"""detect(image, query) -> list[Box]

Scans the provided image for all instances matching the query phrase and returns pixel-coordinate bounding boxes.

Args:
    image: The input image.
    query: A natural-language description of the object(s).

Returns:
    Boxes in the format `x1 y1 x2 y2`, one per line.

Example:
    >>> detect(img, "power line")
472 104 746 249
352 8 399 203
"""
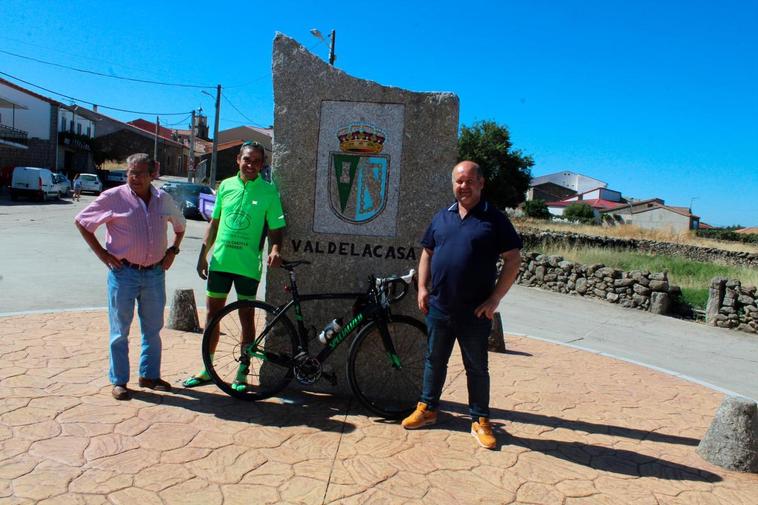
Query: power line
0 48 215 89
221 93 267 128
0 71 193 116
162 113 193 127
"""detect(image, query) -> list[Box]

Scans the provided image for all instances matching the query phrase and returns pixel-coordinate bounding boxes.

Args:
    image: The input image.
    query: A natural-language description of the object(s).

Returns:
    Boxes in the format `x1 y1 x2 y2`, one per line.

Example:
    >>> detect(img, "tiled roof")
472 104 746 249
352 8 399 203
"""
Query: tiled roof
546 198 625 210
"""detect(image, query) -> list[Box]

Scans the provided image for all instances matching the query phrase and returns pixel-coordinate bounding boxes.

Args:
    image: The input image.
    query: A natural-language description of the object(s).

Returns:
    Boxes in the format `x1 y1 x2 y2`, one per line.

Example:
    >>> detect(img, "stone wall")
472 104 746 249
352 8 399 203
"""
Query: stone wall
517 252 681 315
521 230 758 268
706 278 758 334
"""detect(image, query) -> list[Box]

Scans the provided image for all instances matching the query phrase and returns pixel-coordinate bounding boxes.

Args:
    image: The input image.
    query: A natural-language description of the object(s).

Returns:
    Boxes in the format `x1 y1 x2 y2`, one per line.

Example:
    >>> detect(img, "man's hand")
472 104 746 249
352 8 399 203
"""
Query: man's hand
161 250 177 271
197 256 209 280
417 286 430 315
267 250 282 269
97 249 122 270
475 296 500 320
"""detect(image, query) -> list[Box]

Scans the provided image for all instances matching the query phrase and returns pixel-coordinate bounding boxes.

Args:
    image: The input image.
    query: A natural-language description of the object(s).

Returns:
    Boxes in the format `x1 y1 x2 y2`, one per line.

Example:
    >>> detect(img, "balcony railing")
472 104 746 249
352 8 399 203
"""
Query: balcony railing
0 124 29 146
58 131 93 151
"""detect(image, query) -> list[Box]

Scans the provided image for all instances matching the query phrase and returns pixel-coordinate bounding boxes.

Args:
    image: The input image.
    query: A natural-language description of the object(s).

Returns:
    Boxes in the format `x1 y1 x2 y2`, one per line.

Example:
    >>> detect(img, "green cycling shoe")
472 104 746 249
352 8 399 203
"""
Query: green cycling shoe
232 362 249 392
182 371 212 388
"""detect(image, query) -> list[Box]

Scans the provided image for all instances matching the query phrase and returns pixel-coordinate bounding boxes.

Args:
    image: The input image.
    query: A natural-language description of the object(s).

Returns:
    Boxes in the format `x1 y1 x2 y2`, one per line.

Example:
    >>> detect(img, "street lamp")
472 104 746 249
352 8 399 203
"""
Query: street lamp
310 28 336 65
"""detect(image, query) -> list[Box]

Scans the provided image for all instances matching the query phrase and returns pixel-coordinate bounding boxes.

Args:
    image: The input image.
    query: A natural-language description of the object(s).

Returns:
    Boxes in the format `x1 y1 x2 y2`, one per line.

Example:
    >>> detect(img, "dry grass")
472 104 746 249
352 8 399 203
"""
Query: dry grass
100 160 127 170
513 218 758 254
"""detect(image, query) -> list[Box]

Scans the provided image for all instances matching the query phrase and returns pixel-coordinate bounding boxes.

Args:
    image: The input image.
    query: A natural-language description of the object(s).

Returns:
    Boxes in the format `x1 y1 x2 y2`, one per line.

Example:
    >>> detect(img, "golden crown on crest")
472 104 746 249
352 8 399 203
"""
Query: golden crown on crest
337 123 386 154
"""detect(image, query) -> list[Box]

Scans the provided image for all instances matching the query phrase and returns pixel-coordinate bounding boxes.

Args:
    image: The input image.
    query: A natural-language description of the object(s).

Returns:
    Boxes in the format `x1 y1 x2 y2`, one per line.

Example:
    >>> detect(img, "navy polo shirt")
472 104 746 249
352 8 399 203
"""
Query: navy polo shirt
421 199 522 316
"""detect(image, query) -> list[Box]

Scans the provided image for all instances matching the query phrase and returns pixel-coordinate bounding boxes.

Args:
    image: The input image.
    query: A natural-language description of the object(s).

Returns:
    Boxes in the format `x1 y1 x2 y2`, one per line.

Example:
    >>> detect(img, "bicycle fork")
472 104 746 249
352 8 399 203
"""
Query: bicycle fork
377 318 403 369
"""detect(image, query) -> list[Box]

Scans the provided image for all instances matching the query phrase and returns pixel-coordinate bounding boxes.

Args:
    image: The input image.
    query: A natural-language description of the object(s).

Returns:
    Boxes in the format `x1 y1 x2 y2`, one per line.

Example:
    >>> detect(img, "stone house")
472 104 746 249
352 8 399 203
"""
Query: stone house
603 198 700 232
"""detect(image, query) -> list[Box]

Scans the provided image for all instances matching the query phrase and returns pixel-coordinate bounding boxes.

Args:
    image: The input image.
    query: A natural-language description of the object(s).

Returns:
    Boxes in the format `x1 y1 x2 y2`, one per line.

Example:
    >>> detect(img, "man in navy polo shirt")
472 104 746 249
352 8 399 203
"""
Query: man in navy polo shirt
402 160 522 449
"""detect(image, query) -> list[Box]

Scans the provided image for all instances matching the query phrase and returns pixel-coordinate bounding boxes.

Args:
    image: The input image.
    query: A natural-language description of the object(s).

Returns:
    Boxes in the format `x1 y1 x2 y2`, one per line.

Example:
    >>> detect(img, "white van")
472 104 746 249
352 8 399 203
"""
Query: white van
10 167 59 201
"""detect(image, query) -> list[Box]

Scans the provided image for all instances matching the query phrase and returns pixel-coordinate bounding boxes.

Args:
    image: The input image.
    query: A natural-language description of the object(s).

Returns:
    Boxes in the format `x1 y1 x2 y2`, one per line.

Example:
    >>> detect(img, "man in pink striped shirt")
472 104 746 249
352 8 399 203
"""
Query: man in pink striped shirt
75 153 186 401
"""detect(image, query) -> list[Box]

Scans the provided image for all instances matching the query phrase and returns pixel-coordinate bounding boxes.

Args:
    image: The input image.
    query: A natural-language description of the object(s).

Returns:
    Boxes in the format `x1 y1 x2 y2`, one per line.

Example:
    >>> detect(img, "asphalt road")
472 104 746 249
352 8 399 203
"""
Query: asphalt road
2 185 757 401
0 181 209 314
500 285 758 401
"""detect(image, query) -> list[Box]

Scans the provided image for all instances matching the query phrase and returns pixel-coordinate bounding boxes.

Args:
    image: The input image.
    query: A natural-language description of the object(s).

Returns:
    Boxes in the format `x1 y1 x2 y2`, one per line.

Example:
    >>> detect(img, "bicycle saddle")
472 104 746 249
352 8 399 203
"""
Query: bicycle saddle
280 259 312 271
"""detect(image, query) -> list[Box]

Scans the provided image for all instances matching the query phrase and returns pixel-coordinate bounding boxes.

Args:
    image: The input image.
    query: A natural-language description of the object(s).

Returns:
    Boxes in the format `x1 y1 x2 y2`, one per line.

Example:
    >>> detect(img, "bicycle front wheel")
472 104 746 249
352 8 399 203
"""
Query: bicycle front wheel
202 300 297 401
347 315 427 419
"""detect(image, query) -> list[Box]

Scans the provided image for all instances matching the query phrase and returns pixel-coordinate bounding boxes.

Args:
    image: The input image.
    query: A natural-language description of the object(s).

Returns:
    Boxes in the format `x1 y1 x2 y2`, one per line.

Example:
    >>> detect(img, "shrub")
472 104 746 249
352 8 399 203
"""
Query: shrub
696 229 758 244
524 199 551 219
563 203 595 224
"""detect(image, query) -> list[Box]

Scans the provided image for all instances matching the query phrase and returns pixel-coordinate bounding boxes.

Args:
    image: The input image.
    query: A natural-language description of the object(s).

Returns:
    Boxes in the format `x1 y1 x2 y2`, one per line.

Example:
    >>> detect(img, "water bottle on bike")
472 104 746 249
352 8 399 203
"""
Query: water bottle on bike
318 318 343 344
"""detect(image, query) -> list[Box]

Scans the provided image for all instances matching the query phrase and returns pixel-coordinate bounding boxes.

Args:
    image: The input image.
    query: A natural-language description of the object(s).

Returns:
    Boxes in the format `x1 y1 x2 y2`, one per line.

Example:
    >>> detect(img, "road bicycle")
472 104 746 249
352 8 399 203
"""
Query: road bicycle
202 260 427 419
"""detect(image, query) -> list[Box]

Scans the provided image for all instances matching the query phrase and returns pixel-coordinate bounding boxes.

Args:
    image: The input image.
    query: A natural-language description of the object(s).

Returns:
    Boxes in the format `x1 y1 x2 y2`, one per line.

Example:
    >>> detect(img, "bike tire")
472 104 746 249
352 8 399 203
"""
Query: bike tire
347 315 427 419
202 300 297 401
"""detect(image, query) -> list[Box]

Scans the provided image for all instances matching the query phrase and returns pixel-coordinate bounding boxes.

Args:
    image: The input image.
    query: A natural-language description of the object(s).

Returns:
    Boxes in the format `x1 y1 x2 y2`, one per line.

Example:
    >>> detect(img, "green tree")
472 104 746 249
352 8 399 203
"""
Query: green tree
458 120 533 208
524 199 551 219
563 203 596 224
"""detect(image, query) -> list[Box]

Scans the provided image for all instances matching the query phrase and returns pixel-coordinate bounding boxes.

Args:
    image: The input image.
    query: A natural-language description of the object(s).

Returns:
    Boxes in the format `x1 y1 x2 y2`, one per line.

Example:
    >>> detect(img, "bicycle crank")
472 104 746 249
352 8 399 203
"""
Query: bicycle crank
293 354 322 385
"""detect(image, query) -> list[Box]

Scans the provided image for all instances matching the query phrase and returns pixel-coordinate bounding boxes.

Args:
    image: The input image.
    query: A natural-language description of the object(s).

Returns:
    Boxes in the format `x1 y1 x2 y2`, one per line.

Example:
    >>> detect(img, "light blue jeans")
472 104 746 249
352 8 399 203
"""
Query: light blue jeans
107 266 166 385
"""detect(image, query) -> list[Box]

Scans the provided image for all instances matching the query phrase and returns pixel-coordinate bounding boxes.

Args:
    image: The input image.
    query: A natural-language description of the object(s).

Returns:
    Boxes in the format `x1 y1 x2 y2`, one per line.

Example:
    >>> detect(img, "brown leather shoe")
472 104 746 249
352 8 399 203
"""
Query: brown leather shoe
112 385 131 400
138 377 172 392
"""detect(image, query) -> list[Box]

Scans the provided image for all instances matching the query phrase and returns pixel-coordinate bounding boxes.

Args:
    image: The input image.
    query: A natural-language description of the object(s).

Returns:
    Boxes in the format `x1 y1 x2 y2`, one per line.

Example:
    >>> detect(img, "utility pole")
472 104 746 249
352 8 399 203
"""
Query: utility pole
187 109 196 182
328 30 336 65
154 116 160 164
209 84 221 187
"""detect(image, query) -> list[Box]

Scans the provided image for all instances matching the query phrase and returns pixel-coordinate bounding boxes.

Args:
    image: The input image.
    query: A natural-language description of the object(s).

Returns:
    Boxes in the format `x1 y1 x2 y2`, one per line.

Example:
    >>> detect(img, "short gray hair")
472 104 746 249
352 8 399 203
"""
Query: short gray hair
126 153 155 172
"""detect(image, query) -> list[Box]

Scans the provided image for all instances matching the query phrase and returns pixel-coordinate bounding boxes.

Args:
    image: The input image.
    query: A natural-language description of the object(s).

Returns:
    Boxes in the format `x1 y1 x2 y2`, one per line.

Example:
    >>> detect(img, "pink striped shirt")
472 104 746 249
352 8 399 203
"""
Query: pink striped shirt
76 184 186 266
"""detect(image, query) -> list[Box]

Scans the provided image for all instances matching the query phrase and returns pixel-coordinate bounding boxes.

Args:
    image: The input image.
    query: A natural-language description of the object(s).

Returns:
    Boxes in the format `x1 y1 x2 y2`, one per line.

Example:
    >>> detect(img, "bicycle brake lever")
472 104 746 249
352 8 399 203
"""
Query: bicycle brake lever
400 269 416 285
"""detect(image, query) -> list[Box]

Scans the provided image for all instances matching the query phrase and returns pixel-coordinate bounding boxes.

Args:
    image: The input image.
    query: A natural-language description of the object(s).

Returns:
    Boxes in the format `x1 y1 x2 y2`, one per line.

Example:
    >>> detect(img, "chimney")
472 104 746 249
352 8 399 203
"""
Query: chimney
93 104 98 112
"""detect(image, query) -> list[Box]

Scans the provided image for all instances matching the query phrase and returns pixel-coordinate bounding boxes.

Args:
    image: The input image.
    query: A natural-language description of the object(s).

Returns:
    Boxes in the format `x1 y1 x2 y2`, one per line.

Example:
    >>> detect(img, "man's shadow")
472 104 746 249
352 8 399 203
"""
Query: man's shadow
132 385 358 434
438 402 721 482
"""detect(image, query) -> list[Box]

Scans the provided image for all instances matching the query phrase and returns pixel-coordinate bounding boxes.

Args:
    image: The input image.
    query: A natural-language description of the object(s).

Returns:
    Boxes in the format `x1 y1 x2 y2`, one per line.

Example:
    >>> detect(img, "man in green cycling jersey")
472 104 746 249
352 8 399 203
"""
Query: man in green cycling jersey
184 142 285 390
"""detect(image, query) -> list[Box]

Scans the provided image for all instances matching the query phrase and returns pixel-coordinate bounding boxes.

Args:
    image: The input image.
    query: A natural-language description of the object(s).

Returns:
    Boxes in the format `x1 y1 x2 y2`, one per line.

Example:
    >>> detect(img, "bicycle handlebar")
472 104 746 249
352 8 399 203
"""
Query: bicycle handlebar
375 269 416 303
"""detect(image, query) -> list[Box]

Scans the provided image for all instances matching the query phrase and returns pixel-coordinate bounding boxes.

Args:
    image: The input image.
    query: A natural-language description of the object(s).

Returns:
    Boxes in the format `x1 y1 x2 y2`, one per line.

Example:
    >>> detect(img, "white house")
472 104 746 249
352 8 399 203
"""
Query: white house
529 171 607 196
0 77 59 171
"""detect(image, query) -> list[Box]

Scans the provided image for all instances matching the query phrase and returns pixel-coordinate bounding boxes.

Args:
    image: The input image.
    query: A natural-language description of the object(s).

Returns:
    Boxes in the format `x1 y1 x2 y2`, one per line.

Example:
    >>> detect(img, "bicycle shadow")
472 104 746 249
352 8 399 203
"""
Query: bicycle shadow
132 386 358 433
435 402 721 482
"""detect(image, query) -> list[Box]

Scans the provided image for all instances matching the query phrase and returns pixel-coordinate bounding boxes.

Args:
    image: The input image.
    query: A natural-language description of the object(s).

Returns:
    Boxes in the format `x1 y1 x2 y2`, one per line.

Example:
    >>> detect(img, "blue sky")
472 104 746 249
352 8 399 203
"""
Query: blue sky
2 0 756 226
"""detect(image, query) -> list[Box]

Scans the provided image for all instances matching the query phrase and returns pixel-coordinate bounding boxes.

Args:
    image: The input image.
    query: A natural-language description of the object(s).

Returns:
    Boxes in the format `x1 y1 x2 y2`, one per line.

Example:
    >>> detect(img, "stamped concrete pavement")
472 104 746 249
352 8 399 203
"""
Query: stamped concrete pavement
1 311 757 504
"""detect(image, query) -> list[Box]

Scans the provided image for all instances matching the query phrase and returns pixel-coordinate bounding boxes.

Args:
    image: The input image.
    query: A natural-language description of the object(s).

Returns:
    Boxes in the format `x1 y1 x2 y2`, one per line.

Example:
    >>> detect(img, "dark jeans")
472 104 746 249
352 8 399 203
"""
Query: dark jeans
420 306 492 420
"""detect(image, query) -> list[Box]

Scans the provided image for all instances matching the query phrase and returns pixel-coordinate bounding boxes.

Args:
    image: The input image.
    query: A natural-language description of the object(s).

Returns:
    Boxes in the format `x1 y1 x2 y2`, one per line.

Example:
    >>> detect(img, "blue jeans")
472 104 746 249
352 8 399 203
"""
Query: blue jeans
421 306 492 419
107 266 166 385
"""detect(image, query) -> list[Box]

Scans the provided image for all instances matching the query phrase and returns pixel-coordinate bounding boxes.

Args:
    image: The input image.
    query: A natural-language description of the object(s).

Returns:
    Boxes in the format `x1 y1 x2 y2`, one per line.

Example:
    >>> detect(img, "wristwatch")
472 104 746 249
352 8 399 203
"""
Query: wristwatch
167 246 180 255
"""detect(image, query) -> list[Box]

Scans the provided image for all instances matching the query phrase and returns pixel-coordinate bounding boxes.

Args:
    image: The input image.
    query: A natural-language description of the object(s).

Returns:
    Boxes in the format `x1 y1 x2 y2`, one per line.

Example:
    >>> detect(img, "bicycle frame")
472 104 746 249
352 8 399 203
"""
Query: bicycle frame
250 267 395 368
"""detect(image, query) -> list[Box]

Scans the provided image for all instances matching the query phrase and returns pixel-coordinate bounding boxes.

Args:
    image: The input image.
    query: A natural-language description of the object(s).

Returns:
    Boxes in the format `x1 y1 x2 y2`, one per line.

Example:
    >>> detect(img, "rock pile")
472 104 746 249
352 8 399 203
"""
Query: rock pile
517 252 680 315
706 277 758 333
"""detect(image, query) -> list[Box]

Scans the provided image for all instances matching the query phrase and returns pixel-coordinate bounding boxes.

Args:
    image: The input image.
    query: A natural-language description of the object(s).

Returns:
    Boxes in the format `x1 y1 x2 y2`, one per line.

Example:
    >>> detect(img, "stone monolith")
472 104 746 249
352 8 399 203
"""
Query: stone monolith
269 34 459 395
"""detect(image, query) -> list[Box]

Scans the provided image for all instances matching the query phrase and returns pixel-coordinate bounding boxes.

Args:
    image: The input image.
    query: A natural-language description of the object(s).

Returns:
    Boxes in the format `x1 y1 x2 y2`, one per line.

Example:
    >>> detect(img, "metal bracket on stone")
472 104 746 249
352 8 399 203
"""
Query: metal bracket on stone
488 312 506 353
167 289 201 333
697 395 758 473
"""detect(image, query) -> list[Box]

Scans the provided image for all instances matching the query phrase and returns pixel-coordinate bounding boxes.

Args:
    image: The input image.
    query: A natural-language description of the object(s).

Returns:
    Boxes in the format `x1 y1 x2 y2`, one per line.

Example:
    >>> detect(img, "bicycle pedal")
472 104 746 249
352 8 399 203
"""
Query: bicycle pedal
322 371 338 386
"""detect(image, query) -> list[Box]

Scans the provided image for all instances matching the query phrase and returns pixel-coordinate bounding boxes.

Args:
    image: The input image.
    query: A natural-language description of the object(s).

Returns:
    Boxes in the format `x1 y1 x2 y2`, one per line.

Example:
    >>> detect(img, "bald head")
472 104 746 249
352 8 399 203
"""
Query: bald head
451 160 484 210
451 161 483 181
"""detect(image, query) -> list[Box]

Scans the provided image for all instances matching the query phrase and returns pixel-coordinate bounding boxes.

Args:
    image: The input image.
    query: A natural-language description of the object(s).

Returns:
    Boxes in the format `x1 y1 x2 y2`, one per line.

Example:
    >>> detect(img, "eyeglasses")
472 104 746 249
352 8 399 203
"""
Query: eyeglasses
242 140 262 147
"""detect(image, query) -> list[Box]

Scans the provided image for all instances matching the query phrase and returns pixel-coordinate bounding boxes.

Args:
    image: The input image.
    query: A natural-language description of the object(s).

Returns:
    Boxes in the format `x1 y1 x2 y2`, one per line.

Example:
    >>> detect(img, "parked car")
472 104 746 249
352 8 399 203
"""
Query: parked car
52 173 71 197
10 166 59 201
162 182 215 220
74 173 103 195
104 169 127 186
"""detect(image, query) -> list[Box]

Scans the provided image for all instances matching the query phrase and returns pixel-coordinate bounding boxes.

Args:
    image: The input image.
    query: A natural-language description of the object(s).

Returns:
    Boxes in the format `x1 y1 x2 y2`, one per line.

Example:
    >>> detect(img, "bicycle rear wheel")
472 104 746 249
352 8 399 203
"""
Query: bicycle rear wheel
347 315 427 419
202 300 297 401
